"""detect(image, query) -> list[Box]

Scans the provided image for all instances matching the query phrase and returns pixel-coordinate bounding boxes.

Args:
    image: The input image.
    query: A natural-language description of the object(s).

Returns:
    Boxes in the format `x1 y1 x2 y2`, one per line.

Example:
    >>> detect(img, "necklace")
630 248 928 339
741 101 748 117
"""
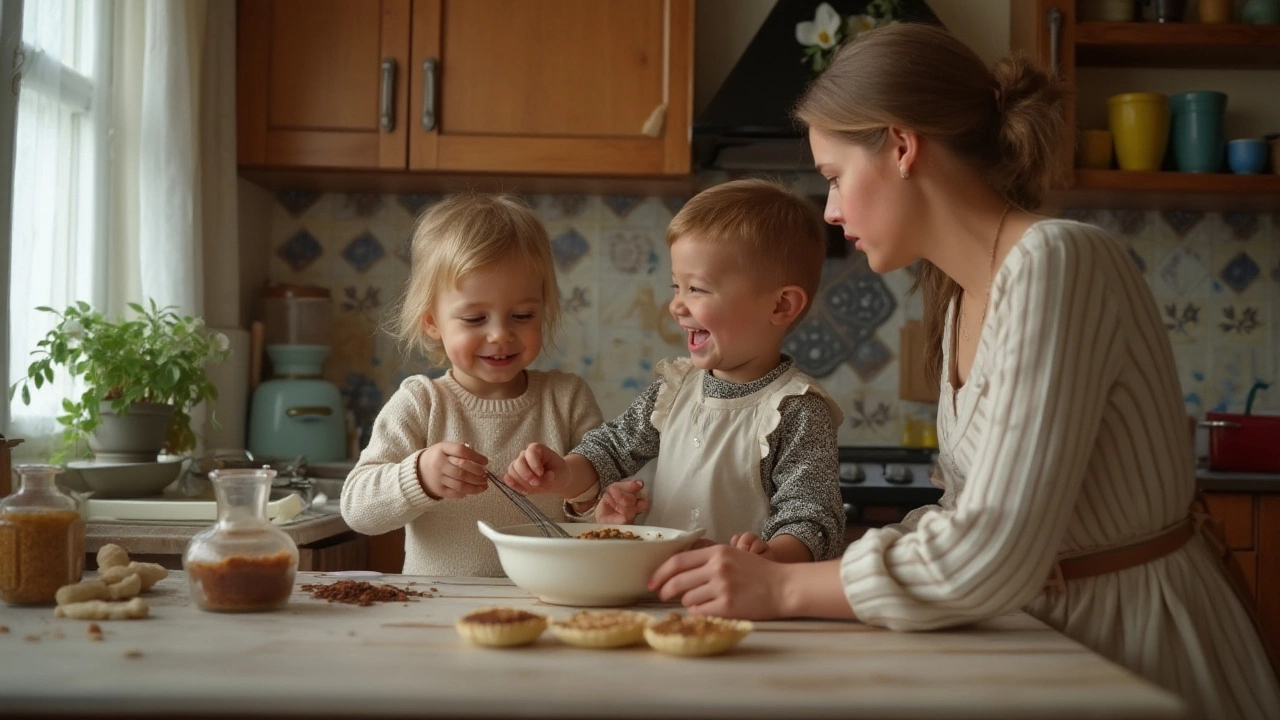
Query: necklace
960 203 1012 343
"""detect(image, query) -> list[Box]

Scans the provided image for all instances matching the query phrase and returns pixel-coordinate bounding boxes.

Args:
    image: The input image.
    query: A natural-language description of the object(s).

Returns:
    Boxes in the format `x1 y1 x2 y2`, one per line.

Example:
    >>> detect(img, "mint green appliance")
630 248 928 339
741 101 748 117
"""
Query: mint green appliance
249 345 345 462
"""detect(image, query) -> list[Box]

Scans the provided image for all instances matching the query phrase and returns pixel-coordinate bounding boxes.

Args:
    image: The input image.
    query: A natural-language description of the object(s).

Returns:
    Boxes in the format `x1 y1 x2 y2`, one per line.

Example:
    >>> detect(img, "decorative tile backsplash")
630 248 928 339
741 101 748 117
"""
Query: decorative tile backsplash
266 191 1280 450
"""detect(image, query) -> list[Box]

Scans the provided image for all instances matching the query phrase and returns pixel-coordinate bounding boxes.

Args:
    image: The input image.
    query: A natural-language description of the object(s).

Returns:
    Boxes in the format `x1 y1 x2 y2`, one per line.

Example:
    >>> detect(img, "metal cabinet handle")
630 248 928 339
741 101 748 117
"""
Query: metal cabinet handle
379 58 397 132
286 406 335 418
421 58 438 131
1198 420 1242 429
1047 6 1063 75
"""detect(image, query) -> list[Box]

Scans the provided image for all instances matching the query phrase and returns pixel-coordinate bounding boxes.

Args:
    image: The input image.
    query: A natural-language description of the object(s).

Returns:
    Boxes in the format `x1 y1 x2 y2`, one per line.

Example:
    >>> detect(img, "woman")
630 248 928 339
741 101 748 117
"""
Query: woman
649 23 1279 720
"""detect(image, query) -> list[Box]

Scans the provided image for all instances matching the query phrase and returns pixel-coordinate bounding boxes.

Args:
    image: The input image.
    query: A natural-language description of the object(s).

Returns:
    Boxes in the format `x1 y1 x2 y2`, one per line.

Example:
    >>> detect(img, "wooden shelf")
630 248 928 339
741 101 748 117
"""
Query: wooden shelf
1047 169 1280 211
1075 22 1280 68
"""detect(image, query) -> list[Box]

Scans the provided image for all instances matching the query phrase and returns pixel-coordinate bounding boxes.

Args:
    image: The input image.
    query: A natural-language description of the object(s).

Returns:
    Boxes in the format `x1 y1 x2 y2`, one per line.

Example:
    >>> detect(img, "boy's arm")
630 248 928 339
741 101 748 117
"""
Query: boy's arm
761 393 845 562
570 378 665 488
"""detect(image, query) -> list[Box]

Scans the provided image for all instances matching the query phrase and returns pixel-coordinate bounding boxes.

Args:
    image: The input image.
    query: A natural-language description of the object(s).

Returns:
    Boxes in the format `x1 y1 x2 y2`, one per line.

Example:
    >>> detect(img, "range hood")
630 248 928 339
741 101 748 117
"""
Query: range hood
694 0 941 171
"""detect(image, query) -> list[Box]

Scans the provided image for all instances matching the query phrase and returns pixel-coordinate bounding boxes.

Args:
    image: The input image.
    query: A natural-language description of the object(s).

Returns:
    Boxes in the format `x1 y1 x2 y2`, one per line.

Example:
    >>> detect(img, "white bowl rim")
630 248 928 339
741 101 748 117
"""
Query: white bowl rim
477 520 705 548
67 456 187 470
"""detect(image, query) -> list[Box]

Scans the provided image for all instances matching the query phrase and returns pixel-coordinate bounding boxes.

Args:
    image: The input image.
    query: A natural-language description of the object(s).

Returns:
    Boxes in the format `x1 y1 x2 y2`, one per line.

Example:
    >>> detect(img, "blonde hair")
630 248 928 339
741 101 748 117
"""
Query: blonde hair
395 194 560 365
794 23 1067 381
666 178 826 324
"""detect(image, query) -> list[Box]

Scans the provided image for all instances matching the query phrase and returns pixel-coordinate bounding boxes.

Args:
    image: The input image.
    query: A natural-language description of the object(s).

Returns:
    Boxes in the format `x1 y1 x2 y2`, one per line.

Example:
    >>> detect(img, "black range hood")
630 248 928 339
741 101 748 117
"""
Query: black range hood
694 0 941 170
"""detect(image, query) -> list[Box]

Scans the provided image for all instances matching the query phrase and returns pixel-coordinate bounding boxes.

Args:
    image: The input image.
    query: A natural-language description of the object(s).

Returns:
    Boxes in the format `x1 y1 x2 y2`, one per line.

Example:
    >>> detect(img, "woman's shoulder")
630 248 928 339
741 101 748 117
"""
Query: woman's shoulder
1001 218 1128 280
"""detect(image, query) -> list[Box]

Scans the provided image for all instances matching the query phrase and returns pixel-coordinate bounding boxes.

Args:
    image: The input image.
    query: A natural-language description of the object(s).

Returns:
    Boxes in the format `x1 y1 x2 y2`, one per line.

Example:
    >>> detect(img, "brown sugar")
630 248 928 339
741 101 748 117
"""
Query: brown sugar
187 551 295 612
462 608 541 624
650 612 735 637
0 509 85 605
299 580 430 606
577 528 641 540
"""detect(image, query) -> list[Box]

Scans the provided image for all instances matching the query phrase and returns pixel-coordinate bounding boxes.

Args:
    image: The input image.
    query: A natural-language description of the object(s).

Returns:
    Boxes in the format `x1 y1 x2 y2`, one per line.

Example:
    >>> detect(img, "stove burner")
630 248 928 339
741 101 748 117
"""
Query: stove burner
838 462 865 485
884 464 913 485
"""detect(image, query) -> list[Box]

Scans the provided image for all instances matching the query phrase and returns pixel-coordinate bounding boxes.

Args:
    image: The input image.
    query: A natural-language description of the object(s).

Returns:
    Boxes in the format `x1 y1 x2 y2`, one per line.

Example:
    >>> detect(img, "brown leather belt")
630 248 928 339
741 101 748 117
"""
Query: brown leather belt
1054 519 1194 583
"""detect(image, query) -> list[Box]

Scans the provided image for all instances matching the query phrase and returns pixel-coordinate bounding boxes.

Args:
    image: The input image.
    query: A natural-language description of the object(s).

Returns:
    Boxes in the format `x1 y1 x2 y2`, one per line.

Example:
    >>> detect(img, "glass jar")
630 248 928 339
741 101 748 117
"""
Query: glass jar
0 464 85 605
183 468 298 612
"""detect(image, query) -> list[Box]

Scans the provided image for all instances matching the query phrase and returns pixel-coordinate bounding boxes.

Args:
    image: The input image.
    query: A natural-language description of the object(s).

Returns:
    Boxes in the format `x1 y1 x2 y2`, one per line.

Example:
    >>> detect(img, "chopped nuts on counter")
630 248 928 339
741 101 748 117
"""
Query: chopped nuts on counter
87 623 104 641
300 581 432 606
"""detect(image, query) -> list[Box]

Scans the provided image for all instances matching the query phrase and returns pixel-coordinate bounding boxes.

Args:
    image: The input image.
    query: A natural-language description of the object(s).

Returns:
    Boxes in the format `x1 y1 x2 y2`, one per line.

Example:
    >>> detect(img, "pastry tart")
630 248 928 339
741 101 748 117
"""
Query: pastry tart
548 610 652 648
643 612 753 657
456 607 547 647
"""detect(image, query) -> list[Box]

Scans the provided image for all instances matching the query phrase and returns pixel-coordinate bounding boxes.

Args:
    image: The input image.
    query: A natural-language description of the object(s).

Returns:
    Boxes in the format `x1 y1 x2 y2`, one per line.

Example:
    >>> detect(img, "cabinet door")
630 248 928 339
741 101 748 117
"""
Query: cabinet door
238 0 410 169
409 0 692 176
1009 0 1076 187
1258 496 1280 668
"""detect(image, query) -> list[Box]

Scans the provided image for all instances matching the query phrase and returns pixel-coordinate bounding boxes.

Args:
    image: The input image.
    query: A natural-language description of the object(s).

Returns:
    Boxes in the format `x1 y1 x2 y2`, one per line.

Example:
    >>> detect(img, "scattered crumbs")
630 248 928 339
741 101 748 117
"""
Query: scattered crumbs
347 630 356 637
51 630 65 639
123 648 143 659
407 581 417 586
87 623 104 641
300 581 431 606
24 635 40 642
0 624 8 633
429 588 438 593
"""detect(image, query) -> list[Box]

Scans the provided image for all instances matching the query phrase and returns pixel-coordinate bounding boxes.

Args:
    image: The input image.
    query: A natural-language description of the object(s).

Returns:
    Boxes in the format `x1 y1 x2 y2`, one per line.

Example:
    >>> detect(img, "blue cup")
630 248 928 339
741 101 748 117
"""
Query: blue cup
1169 91 1228 173
1227 139 1268 174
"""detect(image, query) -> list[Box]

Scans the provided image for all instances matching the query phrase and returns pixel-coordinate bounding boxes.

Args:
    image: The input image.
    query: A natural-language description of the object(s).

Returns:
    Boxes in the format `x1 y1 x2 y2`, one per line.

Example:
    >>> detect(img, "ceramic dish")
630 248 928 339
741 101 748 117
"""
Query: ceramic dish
65 456 186 498
477 521 705 607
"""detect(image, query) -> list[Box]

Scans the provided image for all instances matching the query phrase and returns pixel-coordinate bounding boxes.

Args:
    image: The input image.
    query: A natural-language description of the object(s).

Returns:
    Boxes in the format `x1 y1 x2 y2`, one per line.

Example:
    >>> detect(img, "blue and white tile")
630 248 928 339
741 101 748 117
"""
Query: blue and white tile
1157 243 1211 297
840 390 901 446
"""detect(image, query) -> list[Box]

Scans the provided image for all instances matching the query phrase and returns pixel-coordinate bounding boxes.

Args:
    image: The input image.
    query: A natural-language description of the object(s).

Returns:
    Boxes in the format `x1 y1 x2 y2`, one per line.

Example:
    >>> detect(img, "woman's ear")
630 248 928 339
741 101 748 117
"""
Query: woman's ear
422 313 442 340
887 125 921 179
772 287 809 327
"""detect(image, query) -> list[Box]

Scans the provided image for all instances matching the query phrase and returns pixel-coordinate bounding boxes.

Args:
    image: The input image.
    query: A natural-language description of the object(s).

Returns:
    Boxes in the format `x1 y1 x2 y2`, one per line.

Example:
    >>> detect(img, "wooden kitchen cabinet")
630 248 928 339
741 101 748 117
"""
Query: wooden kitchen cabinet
1010 1 1280 210
1202 491 1280 665
297 531 370 572
238 0 692 177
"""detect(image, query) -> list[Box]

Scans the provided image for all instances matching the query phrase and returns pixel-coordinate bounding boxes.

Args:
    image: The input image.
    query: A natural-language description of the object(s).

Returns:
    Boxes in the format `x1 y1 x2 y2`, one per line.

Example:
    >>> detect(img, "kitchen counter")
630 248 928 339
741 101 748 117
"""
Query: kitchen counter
0 572 1185 719
1197 468 1280 493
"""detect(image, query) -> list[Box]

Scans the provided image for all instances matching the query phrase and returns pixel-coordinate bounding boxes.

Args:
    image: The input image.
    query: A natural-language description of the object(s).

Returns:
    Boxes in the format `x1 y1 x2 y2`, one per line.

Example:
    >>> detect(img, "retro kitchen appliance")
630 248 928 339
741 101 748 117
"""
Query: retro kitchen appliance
839 446 942 526
248 285 345 462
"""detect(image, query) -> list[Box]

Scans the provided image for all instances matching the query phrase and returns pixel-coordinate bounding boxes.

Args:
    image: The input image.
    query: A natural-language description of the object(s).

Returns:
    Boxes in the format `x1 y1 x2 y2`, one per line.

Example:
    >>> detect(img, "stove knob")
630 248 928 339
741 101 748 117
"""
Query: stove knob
884 464 913 485
839 462 865 484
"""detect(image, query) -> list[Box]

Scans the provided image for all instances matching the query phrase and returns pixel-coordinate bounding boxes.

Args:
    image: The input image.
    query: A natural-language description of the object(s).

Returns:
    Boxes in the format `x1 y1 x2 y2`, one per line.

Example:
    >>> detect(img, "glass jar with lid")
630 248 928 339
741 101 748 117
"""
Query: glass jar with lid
183 468 298 612
0 464 85 605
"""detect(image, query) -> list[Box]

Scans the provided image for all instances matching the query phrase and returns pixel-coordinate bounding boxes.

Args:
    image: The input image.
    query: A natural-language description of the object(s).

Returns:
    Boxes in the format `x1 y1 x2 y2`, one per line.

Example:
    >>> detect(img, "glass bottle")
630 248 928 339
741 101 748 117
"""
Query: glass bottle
0 464 85 605
183 468 298 612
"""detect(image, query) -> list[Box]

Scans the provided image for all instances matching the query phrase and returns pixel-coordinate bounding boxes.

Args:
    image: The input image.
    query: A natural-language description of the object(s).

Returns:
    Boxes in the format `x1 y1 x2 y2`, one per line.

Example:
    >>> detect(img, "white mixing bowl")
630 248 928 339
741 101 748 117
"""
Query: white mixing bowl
477 521 705 607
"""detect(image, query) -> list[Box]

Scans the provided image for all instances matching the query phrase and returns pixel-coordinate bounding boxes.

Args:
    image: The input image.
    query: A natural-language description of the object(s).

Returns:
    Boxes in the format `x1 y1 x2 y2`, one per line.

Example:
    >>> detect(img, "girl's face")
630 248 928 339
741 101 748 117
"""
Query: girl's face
423 260 545 399
810 127 915 273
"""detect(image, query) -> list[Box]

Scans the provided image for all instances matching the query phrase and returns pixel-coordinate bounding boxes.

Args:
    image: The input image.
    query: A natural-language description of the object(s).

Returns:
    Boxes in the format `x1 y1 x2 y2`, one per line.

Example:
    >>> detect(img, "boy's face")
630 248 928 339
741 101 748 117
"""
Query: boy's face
668 236 787 384
423 260 544 399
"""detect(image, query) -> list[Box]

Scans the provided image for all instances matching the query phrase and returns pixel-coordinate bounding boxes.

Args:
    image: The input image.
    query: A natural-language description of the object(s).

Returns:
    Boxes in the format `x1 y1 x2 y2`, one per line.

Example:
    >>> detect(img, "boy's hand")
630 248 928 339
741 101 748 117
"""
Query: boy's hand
596 479 649 525
504 443 569 496
417 442 489 500
730 532 778 561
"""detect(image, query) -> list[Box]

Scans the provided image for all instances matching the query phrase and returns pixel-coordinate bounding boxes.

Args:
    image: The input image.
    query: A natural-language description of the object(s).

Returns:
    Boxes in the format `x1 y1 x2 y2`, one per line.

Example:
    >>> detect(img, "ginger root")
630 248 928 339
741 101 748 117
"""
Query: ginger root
54 597 149 621
107 572 142 600
55 580 111 606
127 562 168 591
96 543 129 570
98 565 134 585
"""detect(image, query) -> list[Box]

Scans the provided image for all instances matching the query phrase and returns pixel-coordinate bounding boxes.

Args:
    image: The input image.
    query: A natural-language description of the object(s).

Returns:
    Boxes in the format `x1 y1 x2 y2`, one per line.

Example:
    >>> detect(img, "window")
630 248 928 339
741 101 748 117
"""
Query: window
6 0 113 447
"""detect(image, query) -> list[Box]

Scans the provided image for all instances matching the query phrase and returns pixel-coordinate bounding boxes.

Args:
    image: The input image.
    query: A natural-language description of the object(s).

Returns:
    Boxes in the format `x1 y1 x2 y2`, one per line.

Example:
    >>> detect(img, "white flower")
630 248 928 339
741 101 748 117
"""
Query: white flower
211 332 230 353
846 14 877 39
796 3 841 49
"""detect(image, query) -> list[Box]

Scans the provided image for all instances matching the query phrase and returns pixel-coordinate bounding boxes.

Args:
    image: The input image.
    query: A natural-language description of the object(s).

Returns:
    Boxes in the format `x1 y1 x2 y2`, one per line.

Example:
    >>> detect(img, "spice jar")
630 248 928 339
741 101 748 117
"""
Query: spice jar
183 468 298 612
0 464 85 605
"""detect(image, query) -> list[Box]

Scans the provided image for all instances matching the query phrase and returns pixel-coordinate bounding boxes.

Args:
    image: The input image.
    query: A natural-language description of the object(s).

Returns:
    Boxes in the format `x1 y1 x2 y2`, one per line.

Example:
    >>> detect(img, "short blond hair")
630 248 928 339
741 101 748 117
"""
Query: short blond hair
396 194 559 365
666 178 826 322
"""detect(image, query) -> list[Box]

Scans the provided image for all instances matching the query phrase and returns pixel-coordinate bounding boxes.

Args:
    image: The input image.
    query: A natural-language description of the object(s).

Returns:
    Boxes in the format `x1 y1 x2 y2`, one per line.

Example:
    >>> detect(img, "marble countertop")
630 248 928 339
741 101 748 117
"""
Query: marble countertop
1197 468 1280 493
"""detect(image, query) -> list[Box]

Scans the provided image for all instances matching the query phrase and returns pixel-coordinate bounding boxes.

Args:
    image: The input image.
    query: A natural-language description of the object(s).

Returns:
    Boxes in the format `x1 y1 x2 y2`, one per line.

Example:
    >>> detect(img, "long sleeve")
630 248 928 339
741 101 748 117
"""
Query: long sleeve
572 379 664 486
340 379 439 536
840 233 1123 630
760 393 845 560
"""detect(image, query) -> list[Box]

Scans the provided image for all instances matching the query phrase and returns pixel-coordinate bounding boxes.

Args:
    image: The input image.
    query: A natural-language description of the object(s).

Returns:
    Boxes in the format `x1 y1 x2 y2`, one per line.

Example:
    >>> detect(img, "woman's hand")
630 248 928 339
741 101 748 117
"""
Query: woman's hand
596 479 649 524
503 443 570 496
648 544 790 620
417 442 489 500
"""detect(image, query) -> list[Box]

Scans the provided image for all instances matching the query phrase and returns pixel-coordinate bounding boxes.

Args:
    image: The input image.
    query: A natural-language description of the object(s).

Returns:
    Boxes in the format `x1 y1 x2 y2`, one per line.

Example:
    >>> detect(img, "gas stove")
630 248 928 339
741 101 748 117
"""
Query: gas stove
839 446 942 512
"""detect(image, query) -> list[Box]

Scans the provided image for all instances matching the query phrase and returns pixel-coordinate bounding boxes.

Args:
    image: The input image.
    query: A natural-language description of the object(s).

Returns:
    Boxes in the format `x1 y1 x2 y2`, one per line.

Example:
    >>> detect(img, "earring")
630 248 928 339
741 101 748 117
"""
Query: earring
900 169 910 180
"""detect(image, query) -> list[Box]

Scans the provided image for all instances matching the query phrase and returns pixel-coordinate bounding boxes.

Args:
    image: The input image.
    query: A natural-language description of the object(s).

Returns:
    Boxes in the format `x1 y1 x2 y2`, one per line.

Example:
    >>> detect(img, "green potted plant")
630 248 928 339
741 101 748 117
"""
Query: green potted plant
8 300 232 462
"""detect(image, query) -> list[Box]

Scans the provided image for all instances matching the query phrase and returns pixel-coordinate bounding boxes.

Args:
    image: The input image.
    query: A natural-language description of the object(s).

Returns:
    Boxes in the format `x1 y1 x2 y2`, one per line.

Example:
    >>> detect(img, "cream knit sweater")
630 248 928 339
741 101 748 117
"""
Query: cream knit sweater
340 369 602 576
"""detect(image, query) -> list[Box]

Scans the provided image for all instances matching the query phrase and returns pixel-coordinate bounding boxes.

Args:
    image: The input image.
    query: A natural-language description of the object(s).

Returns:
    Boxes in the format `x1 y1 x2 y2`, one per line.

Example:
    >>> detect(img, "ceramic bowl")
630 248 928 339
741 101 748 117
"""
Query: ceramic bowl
478 521 705 607
1227 138 1268 174
65 457 186 498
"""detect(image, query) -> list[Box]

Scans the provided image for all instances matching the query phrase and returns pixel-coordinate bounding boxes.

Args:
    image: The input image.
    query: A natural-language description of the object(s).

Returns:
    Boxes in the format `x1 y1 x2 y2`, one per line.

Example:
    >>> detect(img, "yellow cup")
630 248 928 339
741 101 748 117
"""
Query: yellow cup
1199 0 1232 23
1077 129 1114 169
1108 93 1169 171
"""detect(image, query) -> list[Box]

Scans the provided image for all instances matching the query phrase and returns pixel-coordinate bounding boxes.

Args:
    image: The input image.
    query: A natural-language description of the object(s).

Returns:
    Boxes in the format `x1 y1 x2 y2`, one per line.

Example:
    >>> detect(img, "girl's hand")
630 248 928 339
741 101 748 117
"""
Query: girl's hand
648 544 789 620
730 532 777 560
596 479 649 525
417 442 489 500
504 443 569 496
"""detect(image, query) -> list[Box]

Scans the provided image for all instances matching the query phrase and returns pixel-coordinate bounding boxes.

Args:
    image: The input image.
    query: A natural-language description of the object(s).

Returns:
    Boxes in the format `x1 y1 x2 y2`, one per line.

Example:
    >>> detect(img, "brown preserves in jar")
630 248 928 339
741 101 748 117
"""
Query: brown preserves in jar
187 551 295 612
0 509 85 605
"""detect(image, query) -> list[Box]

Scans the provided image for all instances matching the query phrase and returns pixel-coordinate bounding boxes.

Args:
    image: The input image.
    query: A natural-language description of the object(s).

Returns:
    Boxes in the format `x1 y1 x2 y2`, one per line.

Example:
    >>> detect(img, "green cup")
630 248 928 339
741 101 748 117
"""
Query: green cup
1170 91 1227 173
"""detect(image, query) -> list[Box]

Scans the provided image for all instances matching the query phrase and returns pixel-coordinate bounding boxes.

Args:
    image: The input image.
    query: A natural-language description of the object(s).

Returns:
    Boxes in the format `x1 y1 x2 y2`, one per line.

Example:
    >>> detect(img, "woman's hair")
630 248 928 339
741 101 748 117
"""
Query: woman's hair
794 22 1067 381
394 194 560 365
666 178 827 325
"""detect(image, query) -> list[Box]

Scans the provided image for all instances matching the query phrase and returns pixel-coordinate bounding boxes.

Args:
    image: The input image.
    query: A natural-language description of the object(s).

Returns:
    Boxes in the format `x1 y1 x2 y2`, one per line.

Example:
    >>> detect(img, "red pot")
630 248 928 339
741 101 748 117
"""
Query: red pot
1203 412 1280 473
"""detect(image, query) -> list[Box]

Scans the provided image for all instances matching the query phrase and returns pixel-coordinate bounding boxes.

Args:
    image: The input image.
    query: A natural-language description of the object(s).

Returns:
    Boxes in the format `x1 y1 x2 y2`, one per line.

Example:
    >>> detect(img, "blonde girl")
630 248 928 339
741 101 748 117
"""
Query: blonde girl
341 194 602 576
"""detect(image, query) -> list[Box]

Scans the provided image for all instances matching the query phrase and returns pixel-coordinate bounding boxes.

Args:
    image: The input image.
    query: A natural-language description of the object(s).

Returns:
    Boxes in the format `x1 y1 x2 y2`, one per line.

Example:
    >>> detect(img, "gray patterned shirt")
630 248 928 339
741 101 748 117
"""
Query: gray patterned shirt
573 357 845 560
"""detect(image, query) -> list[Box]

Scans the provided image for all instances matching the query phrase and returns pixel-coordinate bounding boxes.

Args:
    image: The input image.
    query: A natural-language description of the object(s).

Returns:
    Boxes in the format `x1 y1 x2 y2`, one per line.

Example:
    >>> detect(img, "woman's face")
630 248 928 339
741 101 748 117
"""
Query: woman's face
810 127 915 273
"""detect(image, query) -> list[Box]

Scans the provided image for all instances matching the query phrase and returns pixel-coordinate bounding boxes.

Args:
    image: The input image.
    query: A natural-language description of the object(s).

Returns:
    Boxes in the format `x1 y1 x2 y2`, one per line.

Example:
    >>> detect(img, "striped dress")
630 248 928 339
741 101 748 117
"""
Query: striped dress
839 220 1280 719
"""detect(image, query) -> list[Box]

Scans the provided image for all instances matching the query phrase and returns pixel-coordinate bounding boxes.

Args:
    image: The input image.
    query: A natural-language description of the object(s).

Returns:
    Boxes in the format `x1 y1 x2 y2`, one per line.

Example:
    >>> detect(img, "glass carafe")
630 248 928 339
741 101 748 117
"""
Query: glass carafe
0 465 85 605
183 468 298 612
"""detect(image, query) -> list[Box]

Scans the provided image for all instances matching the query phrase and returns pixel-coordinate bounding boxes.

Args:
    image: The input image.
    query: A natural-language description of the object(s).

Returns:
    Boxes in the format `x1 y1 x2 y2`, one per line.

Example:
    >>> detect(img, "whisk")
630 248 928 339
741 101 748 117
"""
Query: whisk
484 468 572 539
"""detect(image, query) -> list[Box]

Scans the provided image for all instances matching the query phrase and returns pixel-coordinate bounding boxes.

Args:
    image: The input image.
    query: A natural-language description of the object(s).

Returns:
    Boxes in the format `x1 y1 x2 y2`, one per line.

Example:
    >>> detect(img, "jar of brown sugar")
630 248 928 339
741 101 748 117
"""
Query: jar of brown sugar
183 468 298 612
0 464 85 605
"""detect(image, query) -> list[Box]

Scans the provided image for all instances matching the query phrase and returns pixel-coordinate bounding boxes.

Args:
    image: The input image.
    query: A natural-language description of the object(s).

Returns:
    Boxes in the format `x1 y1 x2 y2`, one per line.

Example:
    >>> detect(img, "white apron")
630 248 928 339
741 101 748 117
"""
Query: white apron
646 359 842 544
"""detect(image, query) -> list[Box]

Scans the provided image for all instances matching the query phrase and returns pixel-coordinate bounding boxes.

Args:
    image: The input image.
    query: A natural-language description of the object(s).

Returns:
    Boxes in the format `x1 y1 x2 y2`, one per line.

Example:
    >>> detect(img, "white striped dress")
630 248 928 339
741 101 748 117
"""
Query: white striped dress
839 220 1280 719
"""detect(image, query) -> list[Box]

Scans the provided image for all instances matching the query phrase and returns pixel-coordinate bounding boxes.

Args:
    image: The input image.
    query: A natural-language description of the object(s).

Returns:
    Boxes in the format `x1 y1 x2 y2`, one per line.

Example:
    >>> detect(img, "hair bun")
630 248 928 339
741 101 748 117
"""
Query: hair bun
990 54 1069 209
